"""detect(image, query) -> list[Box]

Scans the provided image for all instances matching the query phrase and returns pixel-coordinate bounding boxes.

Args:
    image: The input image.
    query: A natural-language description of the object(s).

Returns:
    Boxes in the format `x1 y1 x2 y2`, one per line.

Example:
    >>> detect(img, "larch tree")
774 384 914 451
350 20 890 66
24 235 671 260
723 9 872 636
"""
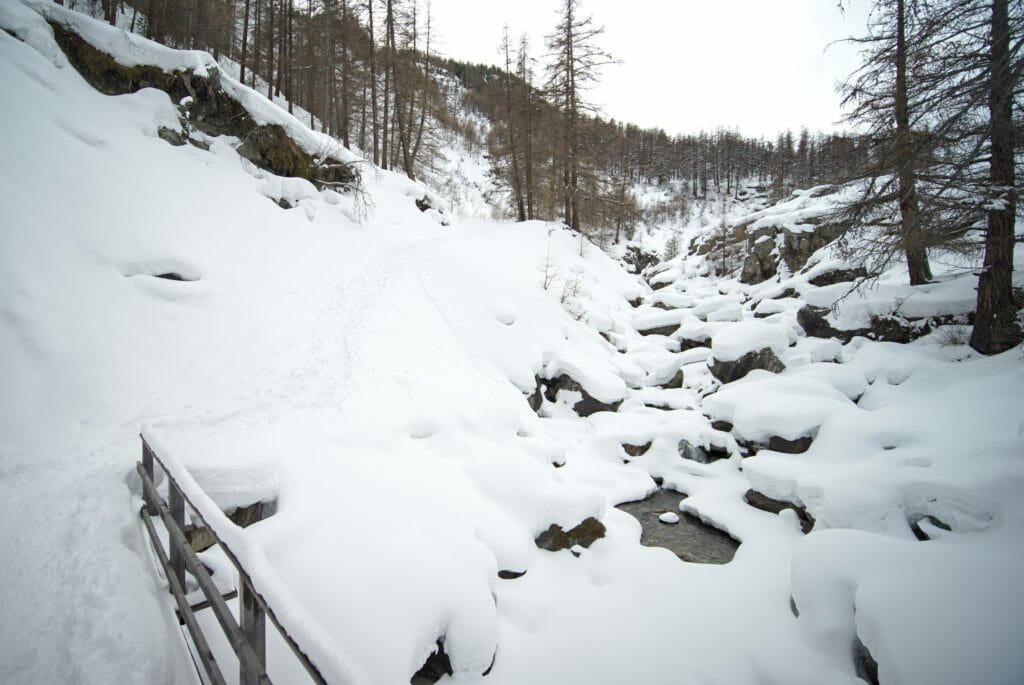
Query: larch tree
836 0 935 285
971 0 1023 353
544 0 615 233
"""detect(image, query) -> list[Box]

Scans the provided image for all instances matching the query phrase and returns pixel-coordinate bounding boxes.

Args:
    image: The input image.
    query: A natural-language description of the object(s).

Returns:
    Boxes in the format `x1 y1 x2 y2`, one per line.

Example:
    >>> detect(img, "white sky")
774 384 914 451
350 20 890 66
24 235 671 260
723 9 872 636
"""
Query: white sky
427 0 873 139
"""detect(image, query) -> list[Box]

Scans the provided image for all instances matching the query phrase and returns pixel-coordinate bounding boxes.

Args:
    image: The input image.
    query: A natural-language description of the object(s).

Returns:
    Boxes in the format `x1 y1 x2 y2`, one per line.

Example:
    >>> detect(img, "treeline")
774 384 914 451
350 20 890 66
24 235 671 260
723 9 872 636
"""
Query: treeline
74 0 871 243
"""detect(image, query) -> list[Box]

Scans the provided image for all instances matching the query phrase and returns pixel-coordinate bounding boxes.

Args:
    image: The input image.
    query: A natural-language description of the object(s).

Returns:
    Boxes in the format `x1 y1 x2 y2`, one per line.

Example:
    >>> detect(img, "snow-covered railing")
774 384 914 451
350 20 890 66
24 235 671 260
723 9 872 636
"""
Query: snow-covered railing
137 433 350 685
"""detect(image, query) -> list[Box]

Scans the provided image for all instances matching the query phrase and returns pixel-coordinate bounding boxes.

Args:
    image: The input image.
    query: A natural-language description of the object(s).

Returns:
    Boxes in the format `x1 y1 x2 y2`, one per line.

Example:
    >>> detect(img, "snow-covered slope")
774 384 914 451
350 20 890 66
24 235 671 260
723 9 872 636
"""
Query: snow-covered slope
2 3 1024 685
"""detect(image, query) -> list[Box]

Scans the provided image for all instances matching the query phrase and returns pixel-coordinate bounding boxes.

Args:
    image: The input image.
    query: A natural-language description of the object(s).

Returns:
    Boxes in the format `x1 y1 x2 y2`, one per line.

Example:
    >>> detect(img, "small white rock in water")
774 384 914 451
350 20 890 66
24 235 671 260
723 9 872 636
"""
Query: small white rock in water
659 512 680 524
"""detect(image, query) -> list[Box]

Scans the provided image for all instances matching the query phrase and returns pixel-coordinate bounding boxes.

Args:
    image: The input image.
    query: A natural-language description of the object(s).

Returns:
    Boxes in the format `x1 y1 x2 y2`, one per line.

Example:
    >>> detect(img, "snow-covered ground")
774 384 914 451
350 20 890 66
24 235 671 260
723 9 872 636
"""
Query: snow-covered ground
2 3 1023 685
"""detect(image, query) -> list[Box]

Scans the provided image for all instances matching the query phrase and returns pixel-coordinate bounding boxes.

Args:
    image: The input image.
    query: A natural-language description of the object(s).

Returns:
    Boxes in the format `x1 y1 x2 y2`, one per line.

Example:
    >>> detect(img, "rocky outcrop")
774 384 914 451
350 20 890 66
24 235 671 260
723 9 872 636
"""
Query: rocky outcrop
49 21 358 190
738 215 851 285
535 517 607 552
740 234 778 284
708 347 786 384
624 245 659 275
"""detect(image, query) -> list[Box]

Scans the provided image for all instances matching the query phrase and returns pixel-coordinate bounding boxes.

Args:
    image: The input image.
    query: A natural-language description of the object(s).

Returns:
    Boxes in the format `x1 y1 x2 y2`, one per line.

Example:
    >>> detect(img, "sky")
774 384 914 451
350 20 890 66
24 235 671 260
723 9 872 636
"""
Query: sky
427 0 874 140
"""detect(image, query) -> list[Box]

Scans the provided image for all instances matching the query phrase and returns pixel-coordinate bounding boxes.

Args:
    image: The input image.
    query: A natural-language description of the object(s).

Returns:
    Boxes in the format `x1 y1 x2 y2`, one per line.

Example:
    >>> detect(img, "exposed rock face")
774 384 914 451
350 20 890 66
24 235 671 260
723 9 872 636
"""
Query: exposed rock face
535 517 607 551
49 21 357 190
708 347 786 384
740 234 779 285
781 220 847 271
738 216 850 285
624 245 659 275
743 489 814 533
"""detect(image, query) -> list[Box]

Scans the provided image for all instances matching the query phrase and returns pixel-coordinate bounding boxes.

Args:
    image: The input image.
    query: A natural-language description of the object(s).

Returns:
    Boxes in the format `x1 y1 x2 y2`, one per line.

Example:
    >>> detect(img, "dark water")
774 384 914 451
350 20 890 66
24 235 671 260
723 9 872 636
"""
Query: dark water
616 489 739 564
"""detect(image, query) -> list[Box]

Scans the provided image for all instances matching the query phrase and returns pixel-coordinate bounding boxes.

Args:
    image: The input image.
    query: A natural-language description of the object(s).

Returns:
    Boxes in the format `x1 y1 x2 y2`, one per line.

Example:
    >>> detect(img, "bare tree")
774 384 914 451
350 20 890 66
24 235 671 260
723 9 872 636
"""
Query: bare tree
544 0 615 232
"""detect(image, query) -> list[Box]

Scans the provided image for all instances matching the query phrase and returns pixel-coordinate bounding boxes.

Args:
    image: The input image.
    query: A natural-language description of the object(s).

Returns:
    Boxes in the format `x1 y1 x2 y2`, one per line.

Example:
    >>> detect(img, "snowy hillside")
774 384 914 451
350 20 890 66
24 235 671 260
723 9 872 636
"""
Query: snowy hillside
2 3 1023 685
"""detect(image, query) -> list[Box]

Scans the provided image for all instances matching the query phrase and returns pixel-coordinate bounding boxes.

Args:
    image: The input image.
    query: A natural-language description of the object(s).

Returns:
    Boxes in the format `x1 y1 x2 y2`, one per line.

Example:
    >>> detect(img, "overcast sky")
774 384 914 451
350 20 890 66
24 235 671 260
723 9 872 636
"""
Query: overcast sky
427 0 873 139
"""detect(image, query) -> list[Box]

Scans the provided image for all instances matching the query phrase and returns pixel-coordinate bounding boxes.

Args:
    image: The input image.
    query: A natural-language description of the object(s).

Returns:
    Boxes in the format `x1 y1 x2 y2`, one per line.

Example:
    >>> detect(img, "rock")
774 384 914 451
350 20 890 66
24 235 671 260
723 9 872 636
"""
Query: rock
497 569 526 580
740 254 764 285
157 126 186 146
708 347 786 384
411 639 453 685
808 266 868 287
658 368 684 389
535 517 607 551
740 234 780 285
743 489 814 533
797 305 932 344
49 21 358 191
768 434 814 454
526 376 544 412
624 245 659 275
678 439 710 463
854 635 881 685
796 305 841 339
908 514 952 541
638 324 680 337
185 501 267 552
623 441 652 457
541 374 621 417
678 335 711 352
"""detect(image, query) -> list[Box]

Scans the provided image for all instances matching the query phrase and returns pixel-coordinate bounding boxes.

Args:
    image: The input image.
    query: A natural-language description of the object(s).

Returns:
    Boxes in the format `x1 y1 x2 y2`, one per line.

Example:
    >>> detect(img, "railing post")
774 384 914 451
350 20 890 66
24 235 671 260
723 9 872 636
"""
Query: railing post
168 479 187 593
141 436 157 516
240 577 267 685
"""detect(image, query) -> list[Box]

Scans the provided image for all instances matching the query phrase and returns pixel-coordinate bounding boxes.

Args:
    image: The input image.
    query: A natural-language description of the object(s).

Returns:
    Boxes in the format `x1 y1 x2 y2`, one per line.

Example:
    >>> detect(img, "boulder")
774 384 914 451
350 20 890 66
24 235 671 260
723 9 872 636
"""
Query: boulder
535 517 607 551
743 489 814 533
808 266 868 287
623 442 652 457
708 347 786 384
541 374 622 416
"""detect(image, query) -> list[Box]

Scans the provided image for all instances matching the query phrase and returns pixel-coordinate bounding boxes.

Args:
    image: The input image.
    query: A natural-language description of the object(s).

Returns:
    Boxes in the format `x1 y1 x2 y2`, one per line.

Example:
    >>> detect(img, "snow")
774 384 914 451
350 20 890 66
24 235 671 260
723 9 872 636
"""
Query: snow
658 511 680 524
1 4 1023 685
709 320 792 362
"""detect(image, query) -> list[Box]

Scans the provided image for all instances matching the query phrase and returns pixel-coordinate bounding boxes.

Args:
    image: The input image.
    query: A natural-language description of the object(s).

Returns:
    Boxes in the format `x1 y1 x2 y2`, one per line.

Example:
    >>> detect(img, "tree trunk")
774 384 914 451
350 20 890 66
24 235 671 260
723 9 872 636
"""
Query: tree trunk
388 0 414 179
240 0 251 84
368 0 380 166
266 0 275 100
971 0 1022 354
895 0 932 285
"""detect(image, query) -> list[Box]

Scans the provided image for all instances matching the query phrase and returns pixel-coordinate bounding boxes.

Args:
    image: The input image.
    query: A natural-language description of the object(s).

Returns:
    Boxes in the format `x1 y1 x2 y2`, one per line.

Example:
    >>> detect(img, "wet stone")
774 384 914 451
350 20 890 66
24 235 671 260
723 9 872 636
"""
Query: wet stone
616 490 739 564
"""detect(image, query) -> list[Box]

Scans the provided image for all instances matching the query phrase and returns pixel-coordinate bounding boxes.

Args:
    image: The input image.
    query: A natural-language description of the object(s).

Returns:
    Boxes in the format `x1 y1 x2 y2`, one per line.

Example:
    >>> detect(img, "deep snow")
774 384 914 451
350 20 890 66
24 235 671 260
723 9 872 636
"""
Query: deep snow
2 3 1023 685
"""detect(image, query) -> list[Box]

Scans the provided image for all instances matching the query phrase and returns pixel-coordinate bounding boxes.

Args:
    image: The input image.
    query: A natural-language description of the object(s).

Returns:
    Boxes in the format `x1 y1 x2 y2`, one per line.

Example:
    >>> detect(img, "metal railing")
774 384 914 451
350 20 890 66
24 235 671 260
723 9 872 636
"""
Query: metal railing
138 434 327 685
